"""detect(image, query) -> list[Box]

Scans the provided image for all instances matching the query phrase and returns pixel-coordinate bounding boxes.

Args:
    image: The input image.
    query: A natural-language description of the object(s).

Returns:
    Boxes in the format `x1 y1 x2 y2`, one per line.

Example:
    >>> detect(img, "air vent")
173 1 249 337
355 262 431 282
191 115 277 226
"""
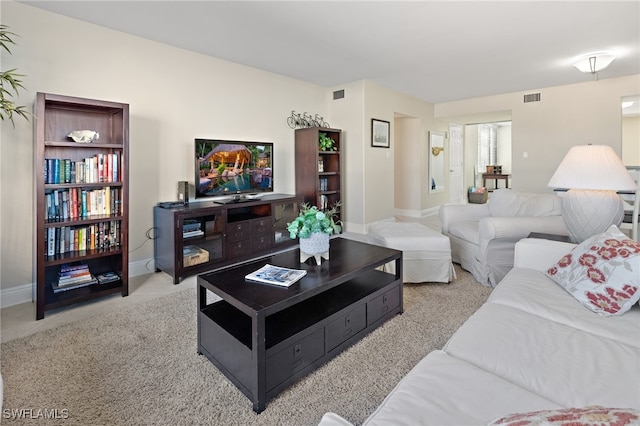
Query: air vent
333 89 345 100
523 93 541 103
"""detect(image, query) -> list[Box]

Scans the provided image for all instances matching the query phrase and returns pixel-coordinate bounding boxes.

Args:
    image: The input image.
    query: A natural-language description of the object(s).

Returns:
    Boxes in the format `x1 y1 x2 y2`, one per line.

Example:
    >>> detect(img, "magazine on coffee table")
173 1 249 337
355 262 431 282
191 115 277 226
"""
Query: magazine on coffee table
245 264 307 287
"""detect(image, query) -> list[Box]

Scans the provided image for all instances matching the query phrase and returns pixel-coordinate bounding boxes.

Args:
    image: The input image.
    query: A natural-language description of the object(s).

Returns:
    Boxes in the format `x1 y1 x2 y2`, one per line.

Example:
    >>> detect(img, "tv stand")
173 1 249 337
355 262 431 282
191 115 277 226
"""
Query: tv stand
215 194 256 204
153 194 302 283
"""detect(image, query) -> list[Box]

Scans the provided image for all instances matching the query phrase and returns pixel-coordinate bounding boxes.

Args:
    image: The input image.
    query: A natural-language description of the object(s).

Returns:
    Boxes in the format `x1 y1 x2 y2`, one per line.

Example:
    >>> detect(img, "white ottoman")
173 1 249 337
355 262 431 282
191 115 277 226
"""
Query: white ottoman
368 222 456 283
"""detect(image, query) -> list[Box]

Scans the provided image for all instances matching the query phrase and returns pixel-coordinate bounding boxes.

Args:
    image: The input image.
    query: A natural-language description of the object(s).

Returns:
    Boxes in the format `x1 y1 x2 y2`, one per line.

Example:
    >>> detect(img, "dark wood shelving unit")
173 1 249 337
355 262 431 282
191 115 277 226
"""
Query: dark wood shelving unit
153 194 302 283
294 127 342 220
34 92 129 320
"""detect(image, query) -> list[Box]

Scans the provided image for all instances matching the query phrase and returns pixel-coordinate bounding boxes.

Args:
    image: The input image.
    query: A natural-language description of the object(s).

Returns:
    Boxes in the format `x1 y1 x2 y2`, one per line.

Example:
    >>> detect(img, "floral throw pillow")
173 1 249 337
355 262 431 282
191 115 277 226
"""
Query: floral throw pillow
488 406 640 426
545 225 640 316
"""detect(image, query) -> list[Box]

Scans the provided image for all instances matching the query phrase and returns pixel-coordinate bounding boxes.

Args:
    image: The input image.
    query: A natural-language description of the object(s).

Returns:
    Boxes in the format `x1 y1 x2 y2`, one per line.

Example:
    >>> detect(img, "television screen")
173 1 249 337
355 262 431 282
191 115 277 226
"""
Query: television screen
195 138 273 199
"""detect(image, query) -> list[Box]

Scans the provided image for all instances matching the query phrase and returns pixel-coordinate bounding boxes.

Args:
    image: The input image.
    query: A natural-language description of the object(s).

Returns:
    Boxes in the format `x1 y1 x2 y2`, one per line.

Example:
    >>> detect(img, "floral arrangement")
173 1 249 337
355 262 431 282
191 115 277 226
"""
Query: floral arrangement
287 202 341 239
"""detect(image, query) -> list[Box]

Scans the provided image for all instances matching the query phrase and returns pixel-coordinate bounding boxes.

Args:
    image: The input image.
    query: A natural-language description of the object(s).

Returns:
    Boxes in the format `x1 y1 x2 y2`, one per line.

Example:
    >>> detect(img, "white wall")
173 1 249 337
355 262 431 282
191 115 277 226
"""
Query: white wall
623 115 640 165
0 1 329 296
436 76 640 193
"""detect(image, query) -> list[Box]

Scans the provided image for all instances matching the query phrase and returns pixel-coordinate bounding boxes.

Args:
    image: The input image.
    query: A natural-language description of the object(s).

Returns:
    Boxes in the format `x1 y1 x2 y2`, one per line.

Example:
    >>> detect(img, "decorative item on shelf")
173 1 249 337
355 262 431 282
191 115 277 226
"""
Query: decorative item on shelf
547 144 636 243
318 132 336 151
431 146 444 156
318 159 324 172
287 110 330 129
287 202 342 265
67 130 99 143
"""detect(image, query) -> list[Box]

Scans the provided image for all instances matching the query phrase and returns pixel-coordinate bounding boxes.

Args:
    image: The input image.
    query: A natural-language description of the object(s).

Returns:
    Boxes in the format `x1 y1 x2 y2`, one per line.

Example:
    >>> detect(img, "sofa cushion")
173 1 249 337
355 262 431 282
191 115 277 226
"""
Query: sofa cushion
489 268 640 348
487 189 562 218
488 189 520 217
443 302 640 409
487 406 640 426
515 193 562 216
545 225 640 316
362 351 561 426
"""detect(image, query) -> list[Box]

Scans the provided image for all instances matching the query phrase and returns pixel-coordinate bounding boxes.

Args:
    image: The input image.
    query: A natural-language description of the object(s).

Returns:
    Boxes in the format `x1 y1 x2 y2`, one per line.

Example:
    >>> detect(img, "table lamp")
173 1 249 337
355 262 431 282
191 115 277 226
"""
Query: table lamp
547 144 636 243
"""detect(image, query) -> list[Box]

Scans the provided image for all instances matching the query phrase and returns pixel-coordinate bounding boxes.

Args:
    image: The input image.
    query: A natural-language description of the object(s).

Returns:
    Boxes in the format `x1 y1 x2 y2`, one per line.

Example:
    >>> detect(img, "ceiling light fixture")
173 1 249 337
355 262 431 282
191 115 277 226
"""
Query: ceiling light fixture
573 52 615 80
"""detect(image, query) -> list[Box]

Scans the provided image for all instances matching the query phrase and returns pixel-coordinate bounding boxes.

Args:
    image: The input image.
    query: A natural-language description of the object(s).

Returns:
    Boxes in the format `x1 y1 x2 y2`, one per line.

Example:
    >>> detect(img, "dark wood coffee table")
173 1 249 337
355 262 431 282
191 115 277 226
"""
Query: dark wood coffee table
197 237 403 413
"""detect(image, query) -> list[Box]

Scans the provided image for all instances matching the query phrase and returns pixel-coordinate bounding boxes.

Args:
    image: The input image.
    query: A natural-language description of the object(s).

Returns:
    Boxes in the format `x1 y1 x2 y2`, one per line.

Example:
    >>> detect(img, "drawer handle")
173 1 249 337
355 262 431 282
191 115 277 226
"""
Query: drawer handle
383 294 388 304
382 305 389 313
294 344 301 357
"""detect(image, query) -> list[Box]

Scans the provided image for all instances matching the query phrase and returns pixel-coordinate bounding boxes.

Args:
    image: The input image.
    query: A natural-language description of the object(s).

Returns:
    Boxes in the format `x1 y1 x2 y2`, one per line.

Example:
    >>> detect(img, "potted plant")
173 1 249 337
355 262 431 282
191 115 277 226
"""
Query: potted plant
1 25 30 126
318 132 336 151
287 202 341 264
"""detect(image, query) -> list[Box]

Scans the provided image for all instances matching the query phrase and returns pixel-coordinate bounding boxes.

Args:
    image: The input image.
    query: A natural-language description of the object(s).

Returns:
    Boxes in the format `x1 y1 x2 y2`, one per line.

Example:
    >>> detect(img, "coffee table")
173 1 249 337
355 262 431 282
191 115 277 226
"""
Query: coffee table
197 237 403 413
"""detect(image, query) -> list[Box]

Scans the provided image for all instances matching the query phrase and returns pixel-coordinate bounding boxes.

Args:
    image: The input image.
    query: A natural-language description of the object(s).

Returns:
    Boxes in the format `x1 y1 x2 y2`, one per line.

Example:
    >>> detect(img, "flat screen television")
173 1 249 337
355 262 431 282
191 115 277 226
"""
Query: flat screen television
195 138 273 200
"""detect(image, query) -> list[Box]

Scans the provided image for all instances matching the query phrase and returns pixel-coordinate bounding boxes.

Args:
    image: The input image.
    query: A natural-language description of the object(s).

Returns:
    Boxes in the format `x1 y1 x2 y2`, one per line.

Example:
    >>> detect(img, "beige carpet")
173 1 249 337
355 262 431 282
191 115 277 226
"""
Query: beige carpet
0 265 492 426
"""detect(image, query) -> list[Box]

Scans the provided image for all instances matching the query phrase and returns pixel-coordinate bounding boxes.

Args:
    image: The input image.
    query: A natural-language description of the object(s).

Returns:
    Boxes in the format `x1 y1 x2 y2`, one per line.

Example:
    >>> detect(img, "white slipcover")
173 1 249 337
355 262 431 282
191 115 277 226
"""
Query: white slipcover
439 189 569 286
368 222 455 283
318 239 640 426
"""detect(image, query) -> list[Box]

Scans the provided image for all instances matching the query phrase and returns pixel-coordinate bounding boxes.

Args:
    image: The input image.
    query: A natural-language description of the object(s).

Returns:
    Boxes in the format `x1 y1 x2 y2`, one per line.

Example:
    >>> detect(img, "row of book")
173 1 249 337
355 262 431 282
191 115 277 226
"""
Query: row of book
52 262 121 293
44 153 120 185
45 187 122 222
46 221 121 256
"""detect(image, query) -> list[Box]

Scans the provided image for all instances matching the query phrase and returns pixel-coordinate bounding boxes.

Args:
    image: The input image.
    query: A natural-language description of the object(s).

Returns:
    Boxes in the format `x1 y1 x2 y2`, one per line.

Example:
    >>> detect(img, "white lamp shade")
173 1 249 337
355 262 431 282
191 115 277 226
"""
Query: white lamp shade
547 145 636 191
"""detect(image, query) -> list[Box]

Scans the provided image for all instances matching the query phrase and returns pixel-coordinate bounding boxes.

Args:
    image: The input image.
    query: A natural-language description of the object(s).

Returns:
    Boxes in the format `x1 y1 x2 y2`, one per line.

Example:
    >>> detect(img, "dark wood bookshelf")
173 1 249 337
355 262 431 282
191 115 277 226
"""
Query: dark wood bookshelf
34 92 129 320
294 127 342 220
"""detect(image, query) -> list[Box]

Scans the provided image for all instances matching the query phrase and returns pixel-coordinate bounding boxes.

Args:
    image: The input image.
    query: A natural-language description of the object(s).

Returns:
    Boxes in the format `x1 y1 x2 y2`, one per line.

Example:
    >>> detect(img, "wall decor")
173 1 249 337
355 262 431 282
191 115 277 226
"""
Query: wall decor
371 118 390 148
287 110 330 129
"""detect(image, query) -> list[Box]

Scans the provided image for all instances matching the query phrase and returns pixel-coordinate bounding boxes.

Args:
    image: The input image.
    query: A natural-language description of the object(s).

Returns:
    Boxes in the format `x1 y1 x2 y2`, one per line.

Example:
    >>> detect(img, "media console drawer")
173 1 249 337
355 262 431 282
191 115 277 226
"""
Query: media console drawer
227 221 251 242
251 217 271 236
226 239 251 258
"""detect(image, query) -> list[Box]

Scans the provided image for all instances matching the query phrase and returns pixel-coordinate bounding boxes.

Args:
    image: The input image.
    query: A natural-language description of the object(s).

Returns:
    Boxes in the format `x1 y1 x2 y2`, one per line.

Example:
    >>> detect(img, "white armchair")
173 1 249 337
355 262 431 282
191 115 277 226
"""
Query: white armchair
439 189 569 287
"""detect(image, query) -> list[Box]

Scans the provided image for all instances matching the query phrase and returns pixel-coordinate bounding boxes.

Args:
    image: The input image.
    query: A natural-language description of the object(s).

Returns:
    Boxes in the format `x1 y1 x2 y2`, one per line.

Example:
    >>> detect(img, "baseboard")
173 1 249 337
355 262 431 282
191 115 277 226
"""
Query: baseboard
0 258 156 309
0 283 33 309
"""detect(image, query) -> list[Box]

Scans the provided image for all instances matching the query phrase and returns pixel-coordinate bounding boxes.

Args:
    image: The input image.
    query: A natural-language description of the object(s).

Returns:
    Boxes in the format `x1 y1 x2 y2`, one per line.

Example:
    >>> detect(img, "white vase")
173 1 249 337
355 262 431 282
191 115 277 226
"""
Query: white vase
299 232 330 265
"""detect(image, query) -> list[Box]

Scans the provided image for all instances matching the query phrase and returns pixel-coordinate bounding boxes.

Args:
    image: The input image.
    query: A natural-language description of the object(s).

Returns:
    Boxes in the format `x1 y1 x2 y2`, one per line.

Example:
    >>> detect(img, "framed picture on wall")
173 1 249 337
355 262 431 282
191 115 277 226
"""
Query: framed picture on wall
371 119 390 148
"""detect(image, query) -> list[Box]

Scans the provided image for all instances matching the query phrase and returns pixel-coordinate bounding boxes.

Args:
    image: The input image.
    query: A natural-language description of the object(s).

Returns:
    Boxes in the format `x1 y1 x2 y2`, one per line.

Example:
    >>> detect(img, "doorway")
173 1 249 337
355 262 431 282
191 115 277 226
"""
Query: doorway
448 123 464 204
465 121 512 191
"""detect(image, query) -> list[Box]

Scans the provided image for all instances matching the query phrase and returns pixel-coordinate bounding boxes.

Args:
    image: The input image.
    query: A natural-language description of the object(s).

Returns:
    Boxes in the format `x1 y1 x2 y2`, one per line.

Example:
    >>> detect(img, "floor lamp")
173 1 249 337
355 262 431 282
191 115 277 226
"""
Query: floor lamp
548 145 636 243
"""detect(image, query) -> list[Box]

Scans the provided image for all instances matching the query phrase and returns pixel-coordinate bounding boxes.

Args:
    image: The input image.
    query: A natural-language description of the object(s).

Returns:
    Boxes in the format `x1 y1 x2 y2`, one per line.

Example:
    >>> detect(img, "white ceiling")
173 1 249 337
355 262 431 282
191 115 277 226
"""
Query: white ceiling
19 1 640 104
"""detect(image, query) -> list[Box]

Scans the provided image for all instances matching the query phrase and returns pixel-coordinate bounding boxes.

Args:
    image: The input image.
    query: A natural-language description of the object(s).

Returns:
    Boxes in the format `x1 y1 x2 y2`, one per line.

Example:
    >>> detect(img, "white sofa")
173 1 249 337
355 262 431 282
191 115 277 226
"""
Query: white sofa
319 238 640 425
439 189 569 287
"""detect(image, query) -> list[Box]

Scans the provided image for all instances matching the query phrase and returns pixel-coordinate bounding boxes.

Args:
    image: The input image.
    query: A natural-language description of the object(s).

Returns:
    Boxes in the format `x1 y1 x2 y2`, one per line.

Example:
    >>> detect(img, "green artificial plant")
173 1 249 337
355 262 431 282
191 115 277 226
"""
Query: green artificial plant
318 132 336 151
287 202 342 239
1 25 29 126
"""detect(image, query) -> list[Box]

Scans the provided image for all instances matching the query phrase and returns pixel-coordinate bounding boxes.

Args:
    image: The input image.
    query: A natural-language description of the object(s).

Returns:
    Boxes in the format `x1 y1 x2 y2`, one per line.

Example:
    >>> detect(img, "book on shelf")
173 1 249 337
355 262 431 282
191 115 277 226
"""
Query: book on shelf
95 271 120 284
53 261 97 292
44 153 120 185
183 230 204 238
52 276 98 293
245 264 307 287
45 220 121 256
